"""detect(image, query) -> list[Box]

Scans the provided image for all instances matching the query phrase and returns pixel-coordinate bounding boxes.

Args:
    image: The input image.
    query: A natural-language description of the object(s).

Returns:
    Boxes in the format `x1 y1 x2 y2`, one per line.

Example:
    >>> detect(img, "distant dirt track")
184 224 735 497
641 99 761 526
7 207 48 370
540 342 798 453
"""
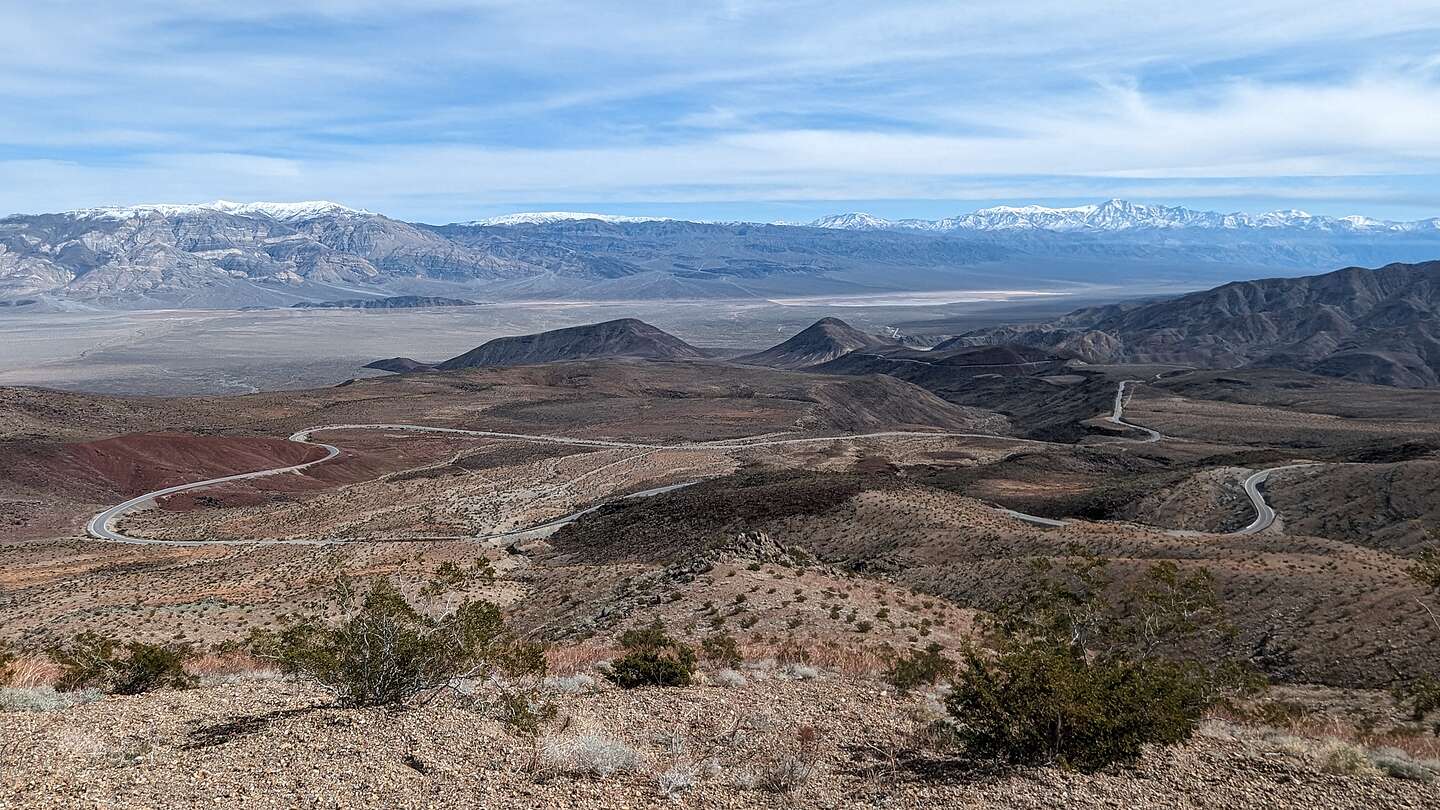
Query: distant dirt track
85 424 1053 546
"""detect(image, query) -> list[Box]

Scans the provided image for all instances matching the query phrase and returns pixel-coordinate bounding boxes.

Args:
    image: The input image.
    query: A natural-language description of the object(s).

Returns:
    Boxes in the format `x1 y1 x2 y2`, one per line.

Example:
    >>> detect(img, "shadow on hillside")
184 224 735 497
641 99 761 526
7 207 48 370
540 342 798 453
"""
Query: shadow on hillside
182 704 325 750
841 742 1015 786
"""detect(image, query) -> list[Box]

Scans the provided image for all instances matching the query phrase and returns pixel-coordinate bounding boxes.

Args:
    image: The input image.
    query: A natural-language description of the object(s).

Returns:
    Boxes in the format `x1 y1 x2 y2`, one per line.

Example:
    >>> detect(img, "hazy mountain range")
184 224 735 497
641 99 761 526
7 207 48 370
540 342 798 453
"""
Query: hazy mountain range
808 199 1440 234
2 199 1438 309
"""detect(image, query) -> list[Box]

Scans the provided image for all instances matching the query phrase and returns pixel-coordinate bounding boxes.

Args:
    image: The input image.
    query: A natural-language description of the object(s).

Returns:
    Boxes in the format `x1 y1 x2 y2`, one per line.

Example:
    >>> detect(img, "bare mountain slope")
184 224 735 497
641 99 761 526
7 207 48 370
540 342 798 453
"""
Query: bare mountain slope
433 318 707 370
960 261 1440 387
734 317 896 369
0 203 538 304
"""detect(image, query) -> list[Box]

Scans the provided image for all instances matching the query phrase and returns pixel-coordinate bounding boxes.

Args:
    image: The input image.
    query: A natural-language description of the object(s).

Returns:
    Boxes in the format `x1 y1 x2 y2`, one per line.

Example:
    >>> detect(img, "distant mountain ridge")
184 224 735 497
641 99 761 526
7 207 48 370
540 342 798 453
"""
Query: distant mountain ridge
809 199 1440 234
4 198 1438 308
960 260 1440 387
462 212 675 226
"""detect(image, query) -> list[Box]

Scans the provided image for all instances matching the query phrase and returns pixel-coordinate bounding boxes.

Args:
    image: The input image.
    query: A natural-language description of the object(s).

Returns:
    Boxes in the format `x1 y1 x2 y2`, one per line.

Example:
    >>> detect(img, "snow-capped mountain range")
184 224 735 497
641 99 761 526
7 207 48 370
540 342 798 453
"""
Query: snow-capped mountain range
2 197 1438 308
69 200 370 222
809 199 1440 234
464 211 674 226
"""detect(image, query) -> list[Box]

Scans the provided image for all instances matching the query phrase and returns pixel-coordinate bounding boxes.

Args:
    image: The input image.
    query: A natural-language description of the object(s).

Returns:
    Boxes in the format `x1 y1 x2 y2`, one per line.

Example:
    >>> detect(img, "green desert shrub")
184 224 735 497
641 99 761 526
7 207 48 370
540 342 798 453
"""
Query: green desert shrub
49 632 196 695
1394 676 1440 723
886 642 955 693
603 620 696 689
1407 542 1440 589
700 632 742 670
252 577 542 707
945 555 1252 773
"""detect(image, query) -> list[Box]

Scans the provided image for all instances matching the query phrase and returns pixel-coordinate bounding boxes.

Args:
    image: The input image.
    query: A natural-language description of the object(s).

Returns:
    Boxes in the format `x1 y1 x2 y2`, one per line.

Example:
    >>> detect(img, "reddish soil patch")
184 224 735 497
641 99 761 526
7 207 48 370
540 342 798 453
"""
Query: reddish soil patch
155 432 500 511
0 434 326 500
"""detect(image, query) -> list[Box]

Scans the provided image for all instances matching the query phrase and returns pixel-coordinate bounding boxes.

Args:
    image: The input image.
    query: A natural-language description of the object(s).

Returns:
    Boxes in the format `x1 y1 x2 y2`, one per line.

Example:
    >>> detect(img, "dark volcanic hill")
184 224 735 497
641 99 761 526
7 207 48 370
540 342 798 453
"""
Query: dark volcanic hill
734 317 896 369
810 343 1087 440
363 357 435 373
434 318 706 370
960 261 1440 387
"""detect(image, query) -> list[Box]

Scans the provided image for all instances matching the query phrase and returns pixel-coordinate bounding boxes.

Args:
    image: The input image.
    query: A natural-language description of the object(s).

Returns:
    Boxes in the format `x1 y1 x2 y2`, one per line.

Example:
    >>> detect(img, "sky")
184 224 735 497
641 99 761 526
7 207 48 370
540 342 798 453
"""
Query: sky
3 1 1440 223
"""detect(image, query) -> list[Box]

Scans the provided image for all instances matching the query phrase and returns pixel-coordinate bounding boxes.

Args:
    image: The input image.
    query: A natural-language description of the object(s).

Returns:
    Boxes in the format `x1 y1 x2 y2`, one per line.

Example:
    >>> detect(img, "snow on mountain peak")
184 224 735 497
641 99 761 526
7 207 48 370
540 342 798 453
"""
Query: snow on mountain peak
809 200 1437 234
70 200 366 221
807 212 895 230
464 211 674 226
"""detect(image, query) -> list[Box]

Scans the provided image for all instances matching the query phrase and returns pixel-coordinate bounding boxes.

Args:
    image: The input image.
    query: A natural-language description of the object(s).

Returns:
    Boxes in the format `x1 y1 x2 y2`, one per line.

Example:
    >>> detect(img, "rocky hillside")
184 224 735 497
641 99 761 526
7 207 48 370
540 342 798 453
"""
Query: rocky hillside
961 261 1440 387
434 319 707 370
0 202 541 304
733 317 895 369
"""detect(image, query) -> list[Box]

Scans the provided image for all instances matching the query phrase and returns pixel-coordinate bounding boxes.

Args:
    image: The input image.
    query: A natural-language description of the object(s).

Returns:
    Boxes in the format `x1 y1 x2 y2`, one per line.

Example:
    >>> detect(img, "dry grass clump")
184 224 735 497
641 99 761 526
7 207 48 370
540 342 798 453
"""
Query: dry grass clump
0 686 103 712
711 668 747 687
2 655 60 688
1215 700 1440 765
739 639 890 676
1317 741 1382 777
656 762 700 796
545 643 618 676
1246 722 1440 782
544 673 598 695
539 732 647 777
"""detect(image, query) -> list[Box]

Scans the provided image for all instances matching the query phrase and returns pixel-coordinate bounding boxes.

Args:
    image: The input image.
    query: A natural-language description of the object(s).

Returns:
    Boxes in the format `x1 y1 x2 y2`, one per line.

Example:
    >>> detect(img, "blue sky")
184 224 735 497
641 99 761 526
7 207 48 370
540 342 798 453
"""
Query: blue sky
3 1 1439 223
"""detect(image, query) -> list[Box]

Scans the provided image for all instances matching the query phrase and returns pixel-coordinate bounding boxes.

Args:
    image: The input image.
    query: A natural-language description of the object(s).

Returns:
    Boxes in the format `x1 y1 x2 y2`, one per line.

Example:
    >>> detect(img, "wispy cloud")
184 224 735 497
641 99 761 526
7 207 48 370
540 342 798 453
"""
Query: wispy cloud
2 2 1438 219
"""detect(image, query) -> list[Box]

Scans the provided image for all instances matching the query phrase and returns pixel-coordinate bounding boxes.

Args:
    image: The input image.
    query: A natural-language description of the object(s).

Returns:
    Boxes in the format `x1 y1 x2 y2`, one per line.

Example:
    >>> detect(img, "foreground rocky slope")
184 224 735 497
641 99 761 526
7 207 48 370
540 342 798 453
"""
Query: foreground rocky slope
3 676 1436 809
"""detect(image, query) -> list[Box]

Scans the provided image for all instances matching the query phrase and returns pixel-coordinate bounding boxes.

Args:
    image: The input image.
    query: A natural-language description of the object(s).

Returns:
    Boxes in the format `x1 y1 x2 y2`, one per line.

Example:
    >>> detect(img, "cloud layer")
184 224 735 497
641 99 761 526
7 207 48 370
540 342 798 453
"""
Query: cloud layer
2 1 1438 221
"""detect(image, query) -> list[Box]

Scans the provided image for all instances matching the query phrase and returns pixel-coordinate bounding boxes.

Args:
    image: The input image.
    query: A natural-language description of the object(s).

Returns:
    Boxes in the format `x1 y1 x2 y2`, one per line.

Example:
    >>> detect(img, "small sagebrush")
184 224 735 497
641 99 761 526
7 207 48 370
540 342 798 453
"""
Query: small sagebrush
1369 747 1439 783
252 577 542 707
602 620 695 689
700 633 742 669
885 643 954 693
0 685 103 712
946 556 1254 773
49 632 196 695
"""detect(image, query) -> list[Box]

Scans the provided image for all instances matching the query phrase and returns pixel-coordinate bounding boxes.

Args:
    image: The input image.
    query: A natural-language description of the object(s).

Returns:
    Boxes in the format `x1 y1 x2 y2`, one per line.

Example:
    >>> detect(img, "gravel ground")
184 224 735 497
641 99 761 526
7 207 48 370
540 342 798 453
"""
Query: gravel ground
3 674 1438 809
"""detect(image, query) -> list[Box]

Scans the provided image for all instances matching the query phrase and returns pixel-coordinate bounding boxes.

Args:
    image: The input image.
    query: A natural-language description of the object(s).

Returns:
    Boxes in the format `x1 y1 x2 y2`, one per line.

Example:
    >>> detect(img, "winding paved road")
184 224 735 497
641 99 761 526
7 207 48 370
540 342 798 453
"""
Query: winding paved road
1003 379 1310 536
1236 463 1318 534
1106 379 1163 442
84 424 1048 546
84 382 1313 545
